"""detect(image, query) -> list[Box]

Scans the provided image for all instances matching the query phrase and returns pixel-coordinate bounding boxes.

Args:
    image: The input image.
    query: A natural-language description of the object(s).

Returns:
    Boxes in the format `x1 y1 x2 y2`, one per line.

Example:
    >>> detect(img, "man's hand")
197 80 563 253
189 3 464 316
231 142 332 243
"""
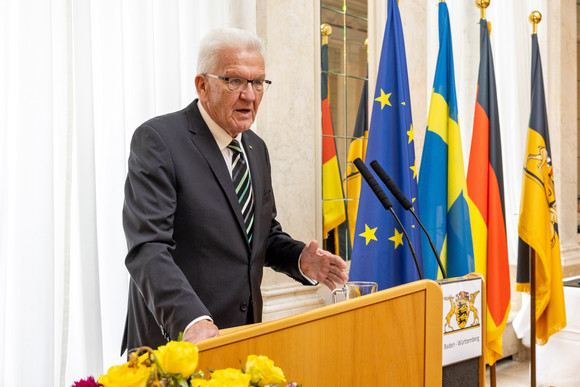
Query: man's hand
299 240 348 290
182 319 219 344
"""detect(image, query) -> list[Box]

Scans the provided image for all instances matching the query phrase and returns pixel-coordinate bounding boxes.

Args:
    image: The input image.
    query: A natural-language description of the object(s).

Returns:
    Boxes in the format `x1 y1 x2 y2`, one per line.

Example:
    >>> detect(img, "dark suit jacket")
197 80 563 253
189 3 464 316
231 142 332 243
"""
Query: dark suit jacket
121 99 311 354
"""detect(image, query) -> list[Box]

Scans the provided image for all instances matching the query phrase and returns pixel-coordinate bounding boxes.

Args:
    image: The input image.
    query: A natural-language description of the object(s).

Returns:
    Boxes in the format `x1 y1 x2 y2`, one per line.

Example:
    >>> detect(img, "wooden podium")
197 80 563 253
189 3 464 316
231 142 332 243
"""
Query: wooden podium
197 279 443 386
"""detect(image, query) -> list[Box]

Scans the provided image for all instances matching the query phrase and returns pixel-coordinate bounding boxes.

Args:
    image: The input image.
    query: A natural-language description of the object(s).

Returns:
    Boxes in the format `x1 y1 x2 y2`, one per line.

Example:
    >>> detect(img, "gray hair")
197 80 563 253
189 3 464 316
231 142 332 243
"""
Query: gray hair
197 27 265 74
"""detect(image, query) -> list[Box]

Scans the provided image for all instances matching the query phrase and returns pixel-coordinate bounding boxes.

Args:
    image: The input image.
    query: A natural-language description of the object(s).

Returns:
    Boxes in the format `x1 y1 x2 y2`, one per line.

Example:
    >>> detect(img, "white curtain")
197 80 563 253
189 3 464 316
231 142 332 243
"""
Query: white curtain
426 0 549 265
0 0 231 385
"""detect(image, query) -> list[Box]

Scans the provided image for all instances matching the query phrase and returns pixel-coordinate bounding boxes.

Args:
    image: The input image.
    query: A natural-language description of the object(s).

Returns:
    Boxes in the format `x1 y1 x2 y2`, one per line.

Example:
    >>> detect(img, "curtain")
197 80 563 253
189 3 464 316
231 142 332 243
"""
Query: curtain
0 0 229 385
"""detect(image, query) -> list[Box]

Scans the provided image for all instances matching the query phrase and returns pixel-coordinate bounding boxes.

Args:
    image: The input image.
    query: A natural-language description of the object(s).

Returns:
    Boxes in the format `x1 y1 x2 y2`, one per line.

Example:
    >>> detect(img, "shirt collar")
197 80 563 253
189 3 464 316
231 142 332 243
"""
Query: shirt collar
197 100 243 151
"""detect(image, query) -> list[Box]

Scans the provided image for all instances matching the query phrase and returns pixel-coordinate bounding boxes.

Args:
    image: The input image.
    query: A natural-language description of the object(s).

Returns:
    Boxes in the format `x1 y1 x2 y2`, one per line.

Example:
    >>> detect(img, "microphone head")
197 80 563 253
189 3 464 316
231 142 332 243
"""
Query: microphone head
353 158 393 210
370 160 413 210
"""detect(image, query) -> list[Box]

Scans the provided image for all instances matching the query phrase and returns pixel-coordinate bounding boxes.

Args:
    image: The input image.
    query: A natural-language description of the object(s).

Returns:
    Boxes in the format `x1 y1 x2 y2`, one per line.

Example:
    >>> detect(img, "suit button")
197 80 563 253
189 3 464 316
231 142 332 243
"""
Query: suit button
240 302 248 311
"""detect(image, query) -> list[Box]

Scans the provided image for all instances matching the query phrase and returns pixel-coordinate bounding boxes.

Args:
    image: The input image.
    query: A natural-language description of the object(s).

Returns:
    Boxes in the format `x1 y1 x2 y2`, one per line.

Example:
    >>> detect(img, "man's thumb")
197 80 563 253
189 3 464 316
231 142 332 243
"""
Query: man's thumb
306 240 319 253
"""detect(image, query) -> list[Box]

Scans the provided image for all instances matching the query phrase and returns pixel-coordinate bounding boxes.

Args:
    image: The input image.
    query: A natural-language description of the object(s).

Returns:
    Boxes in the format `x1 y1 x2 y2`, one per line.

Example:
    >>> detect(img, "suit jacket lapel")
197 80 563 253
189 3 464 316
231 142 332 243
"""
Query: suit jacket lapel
185 102 250 250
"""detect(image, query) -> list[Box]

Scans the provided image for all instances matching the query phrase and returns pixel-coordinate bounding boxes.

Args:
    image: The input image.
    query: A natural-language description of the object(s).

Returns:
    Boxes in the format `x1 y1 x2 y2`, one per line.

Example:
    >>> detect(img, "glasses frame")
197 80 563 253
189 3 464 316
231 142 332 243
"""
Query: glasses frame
203 73 271 93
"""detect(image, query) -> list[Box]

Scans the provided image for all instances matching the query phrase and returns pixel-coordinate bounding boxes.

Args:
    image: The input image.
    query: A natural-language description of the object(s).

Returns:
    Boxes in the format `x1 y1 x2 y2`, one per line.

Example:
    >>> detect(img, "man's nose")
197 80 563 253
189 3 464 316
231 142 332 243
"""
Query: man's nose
240 82 257 101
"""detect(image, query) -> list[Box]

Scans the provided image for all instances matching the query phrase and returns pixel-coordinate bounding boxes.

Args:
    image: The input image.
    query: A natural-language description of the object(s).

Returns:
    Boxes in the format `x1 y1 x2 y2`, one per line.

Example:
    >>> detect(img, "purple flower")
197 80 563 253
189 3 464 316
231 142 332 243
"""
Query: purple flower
71 376 101 387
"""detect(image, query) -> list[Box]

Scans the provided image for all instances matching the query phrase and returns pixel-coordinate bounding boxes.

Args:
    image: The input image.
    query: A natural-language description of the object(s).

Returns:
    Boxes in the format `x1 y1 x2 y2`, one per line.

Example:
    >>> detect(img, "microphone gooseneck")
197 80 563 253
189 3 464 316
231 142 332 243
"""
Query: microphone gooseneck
370 160 447 279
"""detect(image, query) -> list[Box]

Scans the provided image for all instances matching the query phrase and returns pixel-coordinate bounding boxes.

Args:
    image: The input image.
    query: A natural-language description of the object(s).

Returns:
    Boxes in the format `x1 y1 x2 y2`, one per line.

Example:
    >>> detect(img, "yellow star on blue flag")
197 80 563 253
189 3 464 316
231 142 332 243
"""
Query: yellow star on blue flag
407 124 414 144
389 229 404 249
375 89 392 109
359 224 378 245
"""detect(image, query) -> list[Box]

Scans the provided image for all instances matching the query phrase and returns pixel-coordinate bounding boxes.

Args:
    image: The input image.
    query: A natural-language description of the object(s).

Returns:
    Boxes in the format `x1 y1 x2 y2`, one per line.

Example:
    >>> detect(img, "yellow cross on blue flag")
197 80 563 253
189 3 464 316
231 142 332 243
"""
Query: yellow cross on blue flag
349 0 423 290
418 1 474 280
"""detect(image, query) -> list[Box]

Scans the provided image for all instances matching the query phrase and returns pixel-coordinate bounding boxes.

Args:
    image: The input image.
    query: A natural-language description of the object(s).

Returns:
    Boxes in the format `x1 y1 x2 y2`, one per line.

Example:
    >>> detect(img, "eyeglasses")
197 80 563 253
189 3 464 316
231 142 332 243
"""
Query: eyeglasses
204 74 271 93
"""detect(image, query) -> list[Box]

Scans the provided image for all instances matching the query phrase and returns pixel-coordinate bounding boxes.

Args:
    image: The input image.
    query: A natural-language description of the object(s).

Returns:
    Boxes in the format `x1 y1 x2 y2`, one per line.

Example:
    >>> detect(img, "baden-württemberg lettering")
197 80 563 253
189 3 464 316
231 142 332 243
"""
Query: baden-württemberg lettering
457 336 480 346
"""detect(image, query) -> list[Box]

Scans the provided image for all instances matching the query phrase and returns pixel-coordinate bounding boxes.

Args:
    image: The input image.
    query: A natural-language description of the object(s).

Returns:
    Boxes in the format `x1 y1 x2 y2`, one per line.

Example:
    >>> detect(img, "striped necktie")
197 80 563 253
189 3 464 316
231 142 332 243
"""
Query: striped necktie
228 139 254 244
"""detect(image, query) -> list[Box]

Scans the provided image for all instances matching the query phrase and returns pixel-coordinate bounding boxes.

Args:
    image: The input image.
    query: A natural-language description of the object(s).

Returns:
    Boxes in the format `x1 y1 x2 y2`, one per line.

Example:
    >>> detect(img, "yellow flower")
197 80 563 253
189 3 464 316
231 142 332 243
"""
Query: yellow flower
245 355 286 386
208 368 251 386
97 360 151 387
190 378 210 387
154 341 199 378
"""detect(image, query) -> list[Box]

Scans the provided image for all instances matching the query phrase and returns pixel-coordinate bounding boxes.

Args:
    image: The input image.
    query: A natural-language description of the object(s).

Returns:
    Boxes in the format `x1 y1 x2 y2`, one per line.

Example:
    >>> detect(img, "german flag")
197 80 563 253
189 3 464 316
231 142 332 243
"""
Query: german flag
321 41 346 237
466 19 510 366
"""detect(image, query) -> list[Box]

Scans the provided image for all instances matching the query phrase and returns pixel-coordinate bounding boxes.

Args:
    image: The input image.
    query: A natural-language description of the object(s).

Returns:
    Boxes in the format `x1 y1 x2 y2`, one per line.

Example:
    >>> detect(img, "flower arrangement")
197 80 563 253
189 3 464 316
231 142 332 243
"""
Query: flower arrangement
71 340 300 387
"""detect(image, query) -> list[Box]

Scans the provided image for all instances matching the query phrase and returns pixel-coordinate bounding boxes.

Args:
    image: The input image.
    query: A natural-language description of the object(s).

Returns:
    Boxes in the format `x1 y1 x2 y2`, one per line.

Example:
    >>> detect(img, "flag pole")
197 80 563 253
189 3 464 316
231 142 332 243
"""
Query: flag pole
527 12 541 386
473 1 495 385
530 248 537 386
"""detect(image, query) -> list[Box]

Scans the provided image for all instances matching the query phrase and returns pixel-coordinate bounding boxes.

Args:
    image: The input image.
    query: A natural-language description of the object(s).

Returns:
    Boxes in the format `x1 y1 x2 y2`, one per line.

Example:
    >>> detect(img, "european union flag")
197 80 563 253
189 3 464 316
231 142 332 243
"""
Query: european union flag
349 0 423 290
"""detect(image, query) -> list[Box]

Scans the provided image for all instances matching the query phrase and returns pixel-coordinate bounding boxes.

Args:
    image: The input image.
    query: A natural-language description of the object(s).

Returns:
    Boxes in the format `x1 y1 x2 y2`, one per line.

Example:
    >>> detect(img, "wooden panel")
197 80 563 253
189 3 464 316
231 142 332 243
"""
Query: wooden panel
197 280 443 386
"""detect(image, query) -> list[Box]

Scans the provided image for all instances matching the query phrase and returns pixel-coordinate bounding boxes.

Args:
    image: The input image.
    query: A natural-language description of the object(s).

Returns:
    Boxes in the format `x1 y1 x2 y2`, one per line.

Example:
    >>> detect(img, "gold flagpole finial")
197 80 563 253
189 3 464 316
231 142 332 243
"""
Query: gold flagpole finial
321 23 332 45
365 37 369 62
475 0 490 19
529 11 542 35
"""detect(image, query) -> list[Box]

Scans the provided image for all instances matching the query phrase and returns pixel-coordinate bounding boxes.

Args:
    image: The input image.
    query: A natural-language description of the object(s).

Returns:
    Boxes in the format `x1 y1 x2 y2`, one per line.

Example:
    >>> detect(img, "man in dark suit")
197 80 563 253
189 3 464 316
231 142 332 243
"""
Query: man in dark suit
121 27 348 354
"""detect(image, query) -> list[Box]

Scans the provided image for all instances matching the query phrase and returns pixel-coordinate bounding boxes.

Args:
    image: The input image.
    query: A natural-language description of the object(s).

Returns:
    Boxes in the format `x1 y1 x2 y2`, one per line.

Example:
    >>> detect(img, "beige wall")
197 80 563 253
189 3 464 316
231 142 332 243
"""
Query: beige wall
549 0 580 274
256 0 320 243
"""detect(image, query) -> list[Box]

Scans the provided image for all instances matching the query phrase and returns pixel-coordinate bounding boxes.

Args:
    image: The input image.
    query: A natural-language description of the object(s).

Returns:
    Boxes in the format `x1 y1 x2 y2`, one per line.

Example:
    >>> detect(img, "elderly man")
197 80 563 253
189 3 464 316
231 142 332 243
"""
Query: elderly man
121 27 348 354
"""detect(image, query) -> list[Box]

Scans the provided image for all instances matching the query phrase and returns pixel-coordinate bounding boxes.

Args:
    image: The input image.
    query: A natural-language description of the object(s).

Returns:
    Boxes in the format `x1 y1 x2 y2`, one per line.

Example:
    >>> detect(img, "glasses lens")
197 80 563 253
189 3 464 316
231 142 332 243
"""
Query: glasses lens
253 81 264 93
227 78 246 91
226 78 269 93
261 81 270 92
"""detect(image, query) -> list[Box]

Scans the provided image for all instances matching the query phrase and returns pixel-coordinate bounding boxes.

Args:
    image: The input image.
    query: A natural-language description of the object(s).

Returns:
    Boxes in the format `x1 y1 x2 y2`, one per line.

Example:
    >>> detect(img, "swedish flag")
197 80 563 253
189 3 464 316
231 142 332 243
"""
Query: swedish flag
418 2 474 280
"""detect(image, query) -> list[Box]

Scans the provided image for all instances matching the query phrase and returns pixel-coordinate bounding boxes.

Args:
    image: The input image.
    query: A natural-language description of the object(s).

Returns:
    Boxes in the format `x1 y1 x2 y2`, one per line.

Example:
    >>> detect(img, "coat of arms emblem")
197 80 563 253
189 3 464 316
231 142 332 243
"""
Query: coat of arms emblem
444 290 480 333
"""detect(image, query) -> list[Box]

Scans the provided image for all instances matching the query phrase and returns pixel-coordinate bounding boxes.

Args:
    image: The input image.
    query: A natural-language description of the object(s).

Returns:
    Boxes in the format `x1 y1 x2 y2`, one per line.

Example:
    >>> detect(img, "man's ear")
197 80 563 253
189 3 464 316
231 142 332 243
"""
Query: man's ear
195 74 208 99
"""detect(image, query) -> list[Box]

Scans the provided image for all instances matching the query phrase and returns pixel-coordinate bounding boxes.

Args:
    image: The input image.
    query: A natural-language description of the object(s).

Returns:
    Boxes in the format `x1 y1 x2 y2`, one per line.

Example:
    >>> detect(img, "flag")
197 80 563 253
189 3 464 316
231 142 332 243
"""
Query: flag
343 80 368 246
516 32 566 345
466 18 511 366
418 2 474 280
321 41 346 236
349 0 422 290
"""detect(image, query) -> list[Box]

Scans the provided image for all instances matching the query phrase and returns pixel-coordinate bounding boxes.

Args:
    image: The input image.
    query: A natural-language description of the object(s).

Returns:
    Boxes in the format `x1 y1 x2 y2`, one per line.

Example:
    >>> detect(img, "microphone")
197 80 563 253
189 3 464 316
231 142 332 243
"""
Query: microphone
354 158 423 280
369 160 447 279
353 158 393 211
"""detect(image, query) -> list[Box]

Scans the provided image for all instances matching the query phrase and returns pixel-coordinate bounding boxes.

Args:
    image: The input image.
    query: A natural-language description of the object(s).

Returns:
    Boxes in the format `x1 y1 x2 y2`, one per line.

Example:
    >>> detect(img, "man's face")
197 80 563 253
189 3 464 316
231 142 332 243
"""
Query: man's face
196 49 265 138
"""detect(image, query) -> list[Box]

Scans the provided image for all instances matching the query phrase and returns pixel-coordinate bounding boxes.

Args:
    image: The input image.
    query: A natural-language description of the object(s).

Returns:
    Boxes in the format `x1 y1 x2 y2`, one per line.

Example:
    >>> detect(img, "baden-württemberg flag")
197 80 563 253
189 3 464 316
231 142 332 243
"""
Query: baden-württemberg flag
418 2 474 280
466 18 511 366
517 32 566 345
349 0 422 290
321 42 346 236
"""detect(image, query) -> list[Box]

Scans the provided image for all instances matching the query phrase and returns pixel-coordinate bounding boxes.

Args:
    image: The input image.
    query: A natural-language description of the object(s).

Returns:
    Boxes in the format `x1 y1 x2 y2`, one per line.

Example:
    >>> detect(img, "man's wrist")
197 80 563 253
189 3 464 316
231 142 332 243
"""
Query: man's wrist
298 253 318 285
184 315 214 335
